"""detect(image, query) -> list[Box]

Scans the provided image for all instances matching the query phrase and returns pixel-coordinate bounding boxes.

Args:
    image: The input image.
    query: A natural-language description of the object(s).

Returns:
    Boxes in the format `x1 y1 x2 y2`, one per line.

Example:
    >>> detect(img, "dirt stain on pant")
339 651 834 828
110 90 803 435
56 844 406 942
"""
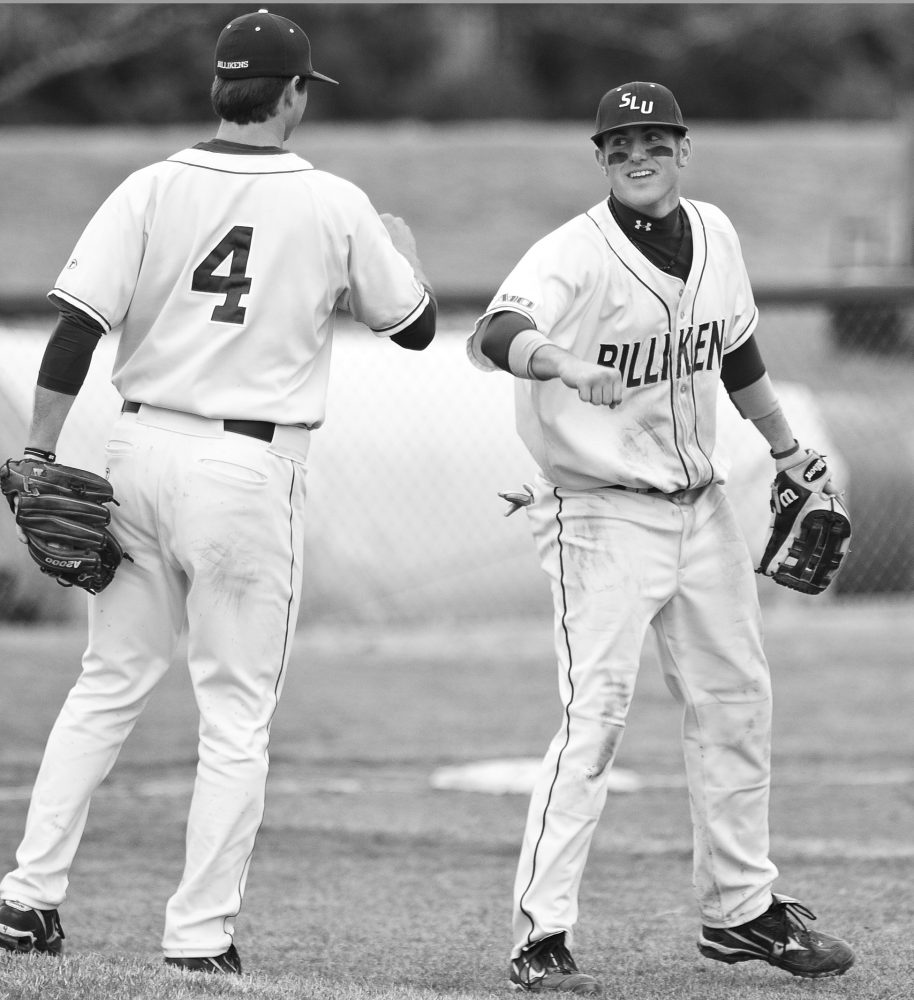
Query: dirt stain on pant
584 722 626 779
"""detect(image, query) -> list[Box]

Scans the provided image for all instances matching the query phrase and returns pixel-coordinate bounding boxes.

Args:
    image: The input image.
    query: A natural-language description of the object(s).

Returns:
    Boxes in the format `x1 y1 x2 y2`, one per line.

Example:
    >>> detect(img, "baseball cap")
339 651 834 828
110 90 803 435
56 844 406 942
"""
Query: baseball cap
591 82 687 145
214 9 339 84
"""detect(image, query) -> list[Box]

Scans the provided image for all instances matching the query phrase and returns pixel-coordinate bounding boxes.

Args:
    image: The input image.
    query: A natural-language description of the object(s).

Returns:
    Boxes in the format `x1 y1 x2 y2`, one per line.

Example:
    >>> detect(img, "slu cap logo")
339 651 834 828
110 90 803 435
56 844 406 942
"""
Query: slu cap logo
591 81 688 145
620 91 653 115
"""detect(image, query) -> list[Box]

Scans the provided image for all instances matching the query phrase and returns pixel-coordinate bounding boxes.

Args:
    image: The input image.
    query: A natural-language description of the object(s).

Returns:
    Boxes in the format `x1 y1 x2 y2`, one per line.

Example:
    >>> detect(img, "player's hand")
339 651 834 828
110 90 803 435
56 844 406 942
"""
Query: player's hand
380 213 419 260
557 357 622 408
776 442 841 496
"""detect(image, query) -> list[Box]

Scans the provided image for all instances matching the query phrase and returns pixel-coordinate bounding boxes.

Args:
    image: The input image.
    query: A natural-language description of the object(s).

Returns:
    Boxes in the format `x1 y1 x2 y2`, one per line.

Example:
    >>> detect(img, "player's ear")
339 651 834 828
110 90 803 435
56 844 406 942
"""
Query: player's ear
283 76 307 108
594 147 608 177
676 136 692 169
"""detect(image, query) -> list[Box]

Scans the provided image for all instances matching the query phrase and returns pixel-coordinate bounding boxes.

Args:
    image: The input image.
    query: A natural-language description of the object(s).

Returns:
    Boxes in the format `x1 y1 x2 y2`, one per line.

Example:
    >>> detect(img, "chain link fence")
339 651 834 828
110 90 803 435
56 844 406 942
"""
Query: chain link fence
757 287 914 596
1 290 912 623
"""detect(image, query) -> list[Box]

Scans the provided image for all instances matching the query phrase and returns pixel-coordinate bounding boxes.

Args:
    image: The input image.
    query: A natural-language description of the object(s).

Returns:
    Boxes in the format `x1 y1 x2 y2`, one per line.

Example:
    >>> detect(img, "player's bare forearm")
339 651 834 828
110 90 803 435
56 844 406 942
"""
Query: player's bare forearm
530 344 622 407
727 373 795 457
749 405 796 459
26 386 77 456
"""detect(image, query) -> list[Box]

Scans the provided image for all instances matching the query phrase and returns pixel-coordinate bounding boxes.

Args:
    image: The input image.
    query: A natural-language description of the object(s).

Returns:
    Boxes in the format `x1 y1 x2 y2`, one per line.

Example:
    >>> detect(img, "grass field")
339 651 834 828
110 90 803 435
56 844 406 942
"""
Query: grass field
1 602 913 1000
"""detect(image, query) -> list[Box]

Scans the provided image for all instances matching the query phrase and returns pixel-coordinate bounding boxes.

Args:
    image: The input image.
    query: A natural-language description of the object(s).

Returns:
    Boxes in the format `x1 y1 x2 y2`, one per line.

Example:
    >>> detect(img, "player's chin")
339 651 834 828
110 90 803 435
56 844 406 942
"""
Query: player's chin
619 179 663 203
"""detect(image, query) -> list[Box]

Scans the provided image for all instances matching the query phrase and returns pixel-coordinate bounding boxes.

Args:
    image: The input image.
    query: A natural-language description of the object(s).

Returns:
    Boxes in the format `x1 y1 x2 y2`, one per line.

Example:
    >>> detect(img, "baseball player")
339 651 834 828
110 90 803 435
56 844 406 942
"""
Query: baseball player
467 82 854 993
0 10 435 972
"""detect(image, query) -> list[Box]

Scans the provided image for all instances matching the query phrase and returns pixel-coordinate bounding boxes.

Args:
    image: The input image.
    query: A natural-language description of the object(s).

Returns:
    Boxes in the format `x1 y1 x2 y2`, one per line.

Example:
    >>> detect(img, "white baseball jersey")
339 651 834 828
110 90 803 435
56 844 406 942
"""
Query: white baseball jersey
51 142 428 428
470 197 758 491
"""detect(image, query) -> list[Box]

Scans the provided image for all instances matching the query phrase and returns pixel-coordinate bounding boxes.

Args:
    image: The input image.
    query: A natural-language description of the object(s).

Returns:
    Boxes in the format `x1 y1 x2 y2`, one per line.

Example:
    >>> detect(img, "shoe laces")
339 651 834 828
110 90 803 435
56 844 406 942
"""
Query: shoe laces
766 895 818 945
45 910 65 942
521 933 578 975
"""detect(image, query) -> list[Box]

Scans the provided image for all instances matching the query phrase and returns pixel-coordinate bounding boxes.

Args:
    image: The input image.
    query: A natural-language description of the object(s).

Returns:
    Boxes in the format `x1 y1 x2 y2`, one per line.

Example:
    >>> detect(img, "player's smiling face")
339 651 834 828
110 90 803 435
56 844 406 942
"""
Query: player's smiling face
596 125 690 218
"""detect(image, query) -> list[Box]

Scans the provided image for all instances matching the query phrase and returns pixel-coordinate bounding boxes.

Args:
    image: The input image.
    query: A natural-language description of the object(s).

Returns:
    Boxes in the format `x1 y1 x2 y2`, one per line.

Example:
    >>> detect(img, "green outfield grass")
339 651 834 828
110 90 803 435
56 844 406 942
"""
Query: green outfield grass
1 602 913 999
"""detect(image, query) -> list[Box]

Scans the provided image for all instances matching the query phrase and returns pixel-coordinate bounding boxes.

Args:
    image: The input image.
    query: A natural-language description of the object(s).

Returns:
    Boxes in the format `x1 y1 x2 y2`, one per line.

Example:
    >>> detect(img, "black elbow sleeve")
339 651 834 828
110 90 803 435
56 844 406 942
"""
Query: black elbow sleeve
37 312 103 395
721 334 766 393
391 296 437 351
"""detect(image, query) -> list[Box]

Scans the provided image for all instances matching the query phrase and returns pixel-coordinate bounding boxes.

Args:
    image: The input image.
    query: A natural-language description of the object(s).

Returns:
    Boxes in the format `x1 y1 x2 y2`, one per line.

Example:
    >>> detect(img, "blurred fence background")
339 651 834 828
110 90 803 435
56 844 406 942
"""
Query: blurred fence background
1 4 914 623
2 290 912 624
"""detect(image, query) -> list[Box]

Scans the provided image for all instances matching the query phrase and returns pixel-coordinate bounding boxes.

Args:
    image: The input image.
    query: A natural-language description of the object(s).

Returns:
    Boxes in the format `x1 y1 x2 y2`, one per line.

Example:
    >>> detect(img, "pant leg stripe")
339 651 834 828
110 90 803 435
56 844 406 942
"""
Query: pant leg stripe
518 487 577 945
226 463 301 936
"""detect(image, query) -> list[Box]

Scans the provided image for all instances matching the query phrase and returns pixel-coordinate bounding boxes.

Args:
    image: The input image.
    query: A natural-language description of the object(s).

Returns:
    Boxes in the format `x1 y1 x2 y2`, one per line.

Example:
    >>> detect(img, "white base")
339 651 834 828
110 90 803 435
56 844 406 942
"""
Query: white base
430 757 642 795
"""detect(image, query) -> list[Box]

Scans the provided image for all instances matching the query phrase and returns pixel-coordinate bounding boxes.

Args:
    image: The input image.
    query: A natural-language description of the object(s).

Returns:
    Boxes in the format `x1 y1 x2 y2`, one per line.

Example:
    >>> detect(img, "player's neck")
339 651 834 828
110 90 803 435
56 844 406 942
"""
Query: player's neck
611 190 681 220
610 192 680 229
215 118 287 149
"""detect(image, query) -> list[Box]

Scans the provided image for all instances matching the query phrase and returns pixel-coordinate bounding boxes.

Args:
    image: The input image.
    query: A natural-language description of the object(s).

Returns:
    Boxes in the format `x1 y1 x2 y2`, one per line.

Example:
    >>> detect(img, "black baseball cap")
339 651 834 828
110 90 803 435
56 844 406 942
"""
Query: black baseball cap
214 9 339 84
591 82 687 145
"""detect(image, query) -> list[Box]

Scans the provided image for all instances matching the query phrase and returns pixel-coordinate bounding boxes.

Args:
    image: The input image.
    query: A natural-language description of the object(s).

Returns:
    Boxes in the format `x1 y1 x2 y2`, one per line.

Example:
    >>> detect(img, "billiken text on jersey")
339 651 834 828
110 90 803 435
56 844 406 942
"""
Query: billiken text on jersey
595 319 727 387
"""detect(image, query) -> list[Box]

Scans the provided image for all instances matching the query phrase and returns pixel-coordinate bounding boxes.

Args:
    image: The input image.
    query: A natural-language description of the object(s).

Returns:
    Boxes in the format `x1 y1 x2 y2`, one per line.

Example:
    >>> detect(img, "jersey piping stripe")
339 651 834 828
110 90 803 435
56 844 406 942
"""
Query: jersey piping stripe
371 289 429 334
163 159 316 177
48 288 111 333
682 201 714 485
517 487 576 947
585 211 691 487
586 210 673 327
229 463 301 930
683 200 709 330
482 304 537 328
727 304 760 353
662 339 691 489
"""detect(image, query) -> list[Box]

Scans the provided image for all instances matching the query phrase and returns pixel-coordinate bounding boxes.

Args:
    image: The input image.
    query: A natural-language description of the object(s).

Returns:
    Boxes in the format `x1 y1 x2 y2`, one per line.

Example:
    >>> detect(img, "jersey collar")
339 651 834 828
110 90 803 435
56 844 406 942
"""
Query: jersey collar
194 139 286 155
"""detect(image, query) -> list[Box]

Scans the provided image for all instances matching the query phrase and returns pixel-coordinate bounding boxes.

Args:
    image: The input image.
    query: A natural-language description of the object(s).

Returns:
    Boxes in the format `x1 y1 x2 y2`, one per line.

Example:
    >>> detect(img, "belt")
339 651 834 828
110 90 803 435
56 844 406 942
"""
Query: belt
608 485 663 495
608 483 708 502
121 401 275 443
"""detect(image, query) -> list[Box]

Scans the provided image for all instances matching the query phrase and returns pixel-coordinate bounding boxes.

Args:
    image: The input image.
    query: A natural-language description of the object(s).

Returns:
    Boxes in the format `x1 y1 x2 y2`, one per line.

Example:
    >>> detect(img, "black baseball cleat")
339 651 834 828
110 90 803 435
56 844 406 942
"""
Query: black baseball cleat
0 899 65 955
164 943 242 974
698 892 855 979
510 932 603 994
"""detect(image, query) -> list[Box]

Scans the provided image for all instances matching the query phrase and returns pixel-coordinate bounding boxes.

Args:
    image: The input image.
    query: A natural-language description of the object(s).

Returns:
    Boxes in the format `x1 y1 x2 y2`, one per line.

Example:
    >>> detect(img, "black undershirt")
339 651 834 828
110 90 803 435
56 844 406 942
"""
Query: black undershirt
609 192 693 282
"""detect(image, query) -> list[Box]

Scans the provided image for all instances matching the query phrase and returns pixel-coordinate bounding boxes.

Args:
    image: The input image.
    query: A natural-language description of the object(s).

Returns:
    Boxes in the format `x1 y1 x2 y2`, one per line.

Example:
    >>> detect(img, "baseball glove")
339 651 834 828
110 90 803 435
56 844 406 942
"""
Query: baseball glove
756 448 851 595
1 457 131 595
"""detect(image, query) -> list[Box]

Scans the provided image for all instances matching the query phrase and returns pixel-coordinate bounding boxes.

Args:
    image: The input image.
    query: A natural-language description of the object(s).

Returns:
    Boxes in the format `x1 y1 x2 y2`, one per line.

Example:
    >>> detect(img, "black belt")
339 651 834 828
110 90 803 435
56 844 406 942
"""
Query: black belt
121 401 275 443
608 484 663 495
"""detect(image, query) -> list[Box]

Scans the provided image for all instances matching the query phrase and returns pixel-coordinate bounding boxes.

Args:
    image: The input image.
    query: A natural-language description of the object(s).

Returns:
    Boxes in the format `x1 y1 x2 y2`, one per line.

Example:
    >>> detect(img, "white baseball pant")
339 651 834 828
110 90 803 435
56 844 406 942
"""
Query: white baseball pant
1 405 309 956
512 477 778 957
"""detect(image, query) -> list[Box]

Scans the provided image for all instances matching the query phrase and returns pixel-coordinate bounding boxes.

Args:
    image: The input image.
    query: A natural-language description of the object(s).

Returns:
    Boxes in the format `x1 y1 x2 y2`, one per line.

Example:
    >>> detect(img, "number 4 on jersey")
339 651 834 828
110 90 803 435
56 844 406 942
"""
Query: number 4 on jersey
192 226 253 323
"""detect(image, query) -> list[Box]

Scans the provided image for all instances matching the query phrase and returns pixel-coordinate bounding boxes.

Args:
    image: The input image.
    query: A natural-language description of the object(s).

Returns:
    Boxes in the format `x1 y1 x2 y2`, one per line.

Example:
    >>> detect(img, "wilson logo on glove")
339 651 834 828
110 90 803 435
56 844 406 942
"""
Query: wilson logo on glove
777 487 800 509
757 449 851 596
803 457 827 482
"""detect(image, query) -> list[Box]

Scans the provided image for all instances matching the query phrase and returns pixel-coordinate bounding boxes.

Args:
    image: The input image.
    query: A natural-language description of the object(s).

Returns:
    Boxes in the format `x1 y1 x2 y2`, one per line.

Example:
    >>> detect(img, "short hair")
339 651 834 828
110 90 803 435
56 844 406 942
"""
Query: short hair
210 75 307 124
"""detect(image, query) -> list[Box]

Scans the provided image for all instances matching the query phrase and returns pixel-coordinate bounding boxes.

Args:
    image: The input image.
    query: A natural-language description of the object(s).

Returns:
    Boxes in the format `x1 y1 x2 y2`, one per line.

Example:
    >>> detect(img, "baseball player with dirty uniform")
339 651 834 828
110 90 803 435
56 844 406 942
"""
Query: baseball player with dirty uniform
467 82 854 994
0 10 435 972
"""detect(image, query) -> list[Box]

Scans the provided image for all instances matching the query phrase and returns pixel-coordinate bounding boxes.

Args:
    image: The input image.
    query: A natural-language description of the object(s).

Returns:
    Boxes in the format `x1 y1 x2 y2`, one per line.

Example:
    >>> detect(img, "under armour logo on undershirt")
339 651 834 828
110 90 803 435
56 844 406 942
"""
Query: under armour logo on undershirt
634 220 652 232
